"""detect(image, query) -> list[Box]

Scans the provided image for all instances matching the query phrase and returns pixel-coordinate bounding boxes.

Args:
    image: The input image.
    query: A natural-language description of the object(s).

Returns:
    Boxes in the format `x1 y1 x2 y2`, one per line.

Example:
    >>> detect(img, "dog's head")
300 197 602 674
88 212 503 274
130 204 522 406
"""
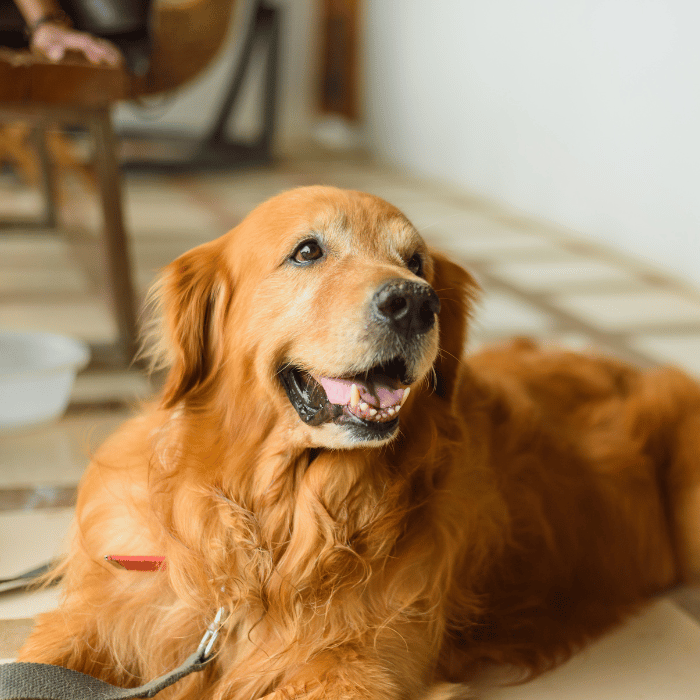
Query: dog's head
147 187 478 449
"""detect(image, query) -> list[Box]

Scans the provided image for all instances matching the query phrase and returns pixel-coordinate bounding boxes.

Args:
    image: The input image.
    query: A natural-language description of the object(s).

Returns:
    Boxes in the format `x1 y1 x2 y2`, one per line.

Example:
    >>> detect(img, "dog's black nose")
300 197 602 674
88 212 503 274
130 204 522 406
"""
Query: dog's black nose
372 279 441 338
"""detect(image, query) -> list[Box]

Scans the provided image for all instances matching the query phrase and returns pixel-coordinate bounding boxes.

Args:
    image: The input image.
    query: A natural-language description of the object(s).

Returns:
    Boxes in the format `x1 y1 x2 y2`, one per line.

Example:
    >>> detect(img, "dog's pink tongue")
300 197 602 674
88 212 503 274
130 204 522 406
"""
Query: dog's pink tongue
313 375 405 409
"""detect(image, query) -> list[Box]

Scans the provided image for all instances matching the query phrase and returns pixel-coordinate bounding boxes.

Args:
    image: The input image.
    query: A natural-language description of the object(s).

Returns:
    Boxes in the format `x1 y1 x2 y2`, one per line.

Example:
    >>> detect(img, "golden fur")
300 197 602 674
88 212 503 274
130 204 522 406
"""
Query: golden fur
20 186 700 699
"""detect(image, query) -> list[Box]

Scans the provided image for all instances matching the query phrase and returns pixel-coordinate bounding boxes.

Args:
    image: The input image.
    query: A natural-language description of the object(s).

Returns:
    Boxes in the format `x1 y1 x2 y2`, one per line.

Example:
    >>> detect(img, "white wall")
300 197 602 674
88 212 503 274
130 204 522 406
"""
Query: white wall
364 0 700 284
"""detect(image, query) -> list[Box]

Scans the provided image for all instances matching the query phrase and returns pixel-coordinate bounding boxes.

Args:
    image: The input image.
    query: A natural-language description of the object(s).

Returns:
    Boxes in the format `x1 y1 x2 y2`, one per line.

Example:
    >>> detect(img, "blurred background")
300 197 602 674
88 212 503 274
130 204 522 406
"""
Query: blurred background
114 0 698 275
114 0 700 282
1 0 700 695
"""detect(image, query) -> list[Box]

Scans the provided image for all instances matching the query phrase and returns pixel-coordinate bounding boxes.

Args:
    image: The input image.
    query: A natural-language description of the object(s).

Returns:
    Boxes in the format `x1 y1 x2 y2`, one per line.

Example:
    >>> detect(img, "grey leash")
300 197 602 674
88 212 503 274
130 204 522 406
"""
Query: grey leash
0 607 224 700
0 561 58 595
0 561 225 700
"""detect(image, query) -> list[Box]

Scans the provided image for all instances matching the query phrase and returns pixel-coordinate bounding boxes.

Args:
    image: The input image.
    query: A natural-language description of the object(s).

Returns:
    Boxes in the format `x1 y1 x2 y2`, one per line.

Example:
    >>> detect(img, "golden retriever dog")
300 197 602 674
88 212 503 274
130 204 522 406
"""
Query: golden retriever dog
20 186 700 699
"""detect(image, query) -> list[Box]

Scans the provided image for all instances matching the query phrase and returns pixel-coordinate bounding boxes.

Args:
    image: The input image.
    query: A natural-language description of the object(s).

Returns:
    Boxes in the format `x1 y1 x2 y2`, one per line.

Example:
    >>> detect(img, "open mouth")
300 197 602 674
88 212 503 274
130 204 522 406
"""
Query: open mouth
279 356 412 438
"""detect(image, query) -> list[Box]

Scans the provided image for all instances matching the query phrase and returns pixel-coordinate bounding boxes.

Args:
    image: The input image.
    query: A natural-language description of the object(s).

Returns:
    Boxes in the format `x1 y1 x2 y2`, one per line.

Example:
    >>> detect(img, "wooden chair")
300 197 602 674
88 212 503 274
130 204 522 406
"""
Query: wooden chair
0 0 280 366
0 48 136 366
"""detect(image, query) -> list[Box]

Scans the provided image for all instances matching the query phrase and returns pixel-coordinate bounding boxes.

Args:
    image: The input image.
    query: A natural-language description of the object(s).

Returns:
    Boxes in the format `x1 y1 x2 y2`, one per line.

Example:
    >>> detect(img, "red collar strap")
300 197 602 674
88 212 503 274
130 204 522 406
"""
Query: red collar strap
105 555 166 571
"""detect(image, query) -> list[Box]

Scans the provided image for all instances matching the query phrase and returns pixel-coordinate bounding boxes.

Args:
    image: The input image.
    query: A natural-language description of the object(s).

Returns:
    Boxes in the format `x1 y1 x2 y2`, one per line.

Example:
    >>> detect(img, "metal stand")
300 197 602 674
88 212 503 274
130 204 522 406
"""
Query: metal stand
120 1 280 172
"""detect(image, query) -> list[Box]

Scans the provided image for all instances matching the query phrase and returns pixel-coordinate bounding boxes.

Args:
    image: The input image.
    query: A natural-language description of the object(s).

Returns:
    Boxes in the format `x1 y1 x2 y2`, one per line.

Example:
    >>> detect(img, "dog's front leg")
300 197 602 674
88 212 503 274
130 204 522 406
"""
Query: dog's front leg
263 678 475 700
256 631 475 700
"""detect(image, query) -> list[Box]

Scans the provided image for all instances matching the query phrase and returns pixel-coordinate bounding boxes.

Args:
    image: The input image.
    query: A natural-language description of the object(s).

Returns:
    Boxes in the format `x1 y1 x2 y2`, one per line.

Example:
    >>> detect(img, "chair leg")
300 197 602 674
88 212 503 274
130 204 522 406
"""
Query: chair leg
89 108 139 365
33 120 57 229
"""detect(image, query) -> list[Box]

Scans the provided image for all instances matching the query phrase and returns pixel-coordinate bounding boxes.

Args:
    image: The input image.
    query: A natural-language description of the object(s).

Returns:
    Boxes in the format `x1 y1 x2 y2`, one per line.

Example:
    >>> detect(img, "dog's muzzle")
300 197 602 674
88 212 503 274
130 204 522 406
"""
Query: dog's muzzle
279 278 441 442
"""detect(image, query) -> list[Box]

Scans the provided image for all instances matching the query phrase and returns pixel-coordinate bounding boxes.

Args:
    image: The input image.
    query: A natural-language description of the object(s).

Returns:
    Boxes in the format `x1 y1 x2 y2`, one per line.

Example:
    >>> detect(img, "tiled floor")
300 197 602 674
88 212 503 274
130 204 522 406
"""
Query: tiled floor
1 154 699 697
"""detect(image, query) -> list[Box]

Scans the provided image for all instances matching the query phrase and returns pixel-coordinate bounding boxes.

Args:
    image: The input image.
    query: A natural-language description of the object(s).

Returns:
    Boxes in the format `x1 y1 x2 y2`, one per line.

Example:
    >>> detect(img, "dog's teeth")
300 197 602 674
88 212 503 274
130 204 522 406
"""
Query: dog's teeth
387 407 395 416
394 405 401 413
360 402 369 411
350 384 360 408
369 408 377 416
400 387 411 406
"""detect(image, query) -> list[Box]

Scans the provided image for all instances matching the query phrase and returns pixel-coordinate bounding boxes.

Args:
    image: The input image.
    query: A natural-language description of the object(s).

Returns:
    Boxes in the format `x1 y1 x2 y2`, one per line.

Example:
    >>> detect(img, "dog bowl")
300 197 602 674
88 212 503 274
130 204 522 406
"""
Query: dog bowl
0 330 90 432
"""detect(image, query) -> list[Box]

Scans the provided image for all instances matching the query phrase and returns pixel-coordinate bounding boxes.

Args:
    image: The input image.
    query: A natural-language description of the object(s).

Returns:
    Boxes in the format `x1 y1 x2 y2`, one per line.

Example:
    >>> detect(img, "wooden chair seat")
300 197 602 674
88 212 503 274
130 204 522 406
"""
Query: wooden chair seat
0 48 129 104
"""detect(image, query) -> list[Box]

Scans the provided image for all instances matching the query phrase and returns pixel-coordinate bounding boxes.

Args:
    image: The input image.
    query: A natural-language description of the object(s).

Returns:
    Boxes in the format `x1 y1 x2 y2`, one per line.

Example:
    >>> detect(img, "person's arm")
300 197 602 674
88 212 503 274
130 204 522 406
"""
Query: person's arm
13 0 123 66
13 0 64 28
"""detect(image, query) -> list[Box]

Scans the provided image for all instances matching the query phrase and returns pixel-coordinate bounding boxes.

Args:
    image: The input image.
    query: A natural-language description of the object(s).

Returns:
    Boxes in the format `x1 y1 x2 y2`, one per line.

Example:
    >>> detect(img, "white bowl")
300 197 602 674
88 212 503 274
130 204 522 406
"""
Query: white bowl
0 330 90 432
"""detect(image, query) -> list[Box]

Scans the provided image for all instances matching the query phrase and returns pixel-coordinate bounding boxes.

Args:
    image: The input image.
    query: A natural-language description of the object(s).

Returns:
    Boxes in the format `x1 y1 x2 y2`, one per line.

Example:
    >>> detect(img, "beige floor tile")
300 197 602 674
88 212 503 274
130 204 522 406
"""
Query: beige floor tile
474 599 700 699
0 508 73 580
193 171 300 191
289 162 482 212
163 172 299 223
0 618 35 659
470 291 554 341
629 334 700 378
70 370 152 405
0 235 75 270
0 299 117 344
123 174 184 199
444 232 568 263
0 422 80 487
132 239 211 269
0 587 61 622
387 200 483 233
0 267 91 295
187 168 445 223
61 197 103 233
0 187 43 219
126 199 222 239
350 183 431 205
126 188 208 214
0 410 130 488
553 290 700 332
490 259 642 294
670 586 700 622
190 191 288 223
415 213 522 245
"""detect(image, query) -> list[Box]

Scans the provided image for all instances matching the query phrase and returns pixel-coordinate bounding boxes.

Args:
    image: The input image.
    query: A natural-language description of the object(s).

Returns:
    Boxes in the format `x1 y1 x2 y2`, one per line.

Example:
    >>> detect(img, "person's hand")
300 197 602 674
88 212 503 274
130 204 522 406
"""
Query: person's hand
31 21 123 66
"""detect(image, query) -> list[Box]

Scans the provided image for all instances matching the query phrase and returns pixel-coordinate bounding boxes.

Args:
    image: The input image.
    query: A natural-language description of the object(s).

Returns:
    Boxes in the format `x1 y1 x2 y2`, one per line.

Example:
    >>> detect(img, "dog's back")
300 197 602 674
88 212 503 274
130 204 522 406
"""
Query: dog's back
438 337 700 675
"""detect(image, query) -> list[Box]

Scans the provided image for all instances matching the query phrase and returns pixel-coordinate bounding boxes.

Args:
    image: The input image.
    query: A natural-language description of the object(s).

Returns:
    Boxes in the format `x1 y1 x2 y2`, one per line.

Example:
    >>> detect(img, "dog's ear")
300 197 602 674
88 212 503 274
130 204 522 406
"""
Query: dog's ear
145 239 230 408
429 249 480 402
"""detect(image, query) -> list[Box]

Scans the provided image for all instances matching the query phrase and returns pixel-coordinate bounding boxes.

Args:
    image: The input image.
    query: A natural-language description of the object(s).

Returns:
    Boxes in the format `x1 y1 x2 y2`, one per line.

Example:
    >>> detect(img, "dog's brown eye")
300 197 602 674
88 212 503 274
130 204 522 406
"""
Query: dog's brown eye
292 240 324 265
407 253 423 277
